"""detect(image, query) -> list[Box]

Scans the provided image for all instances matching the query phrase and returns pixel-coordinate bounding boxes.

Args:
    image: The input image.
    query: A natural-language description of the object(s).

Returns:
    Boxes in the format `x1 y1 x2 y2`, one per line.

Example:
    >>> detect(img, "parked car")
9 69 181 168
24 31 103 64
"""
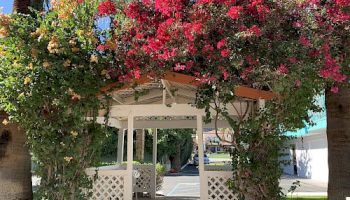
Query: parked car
193 154 210 165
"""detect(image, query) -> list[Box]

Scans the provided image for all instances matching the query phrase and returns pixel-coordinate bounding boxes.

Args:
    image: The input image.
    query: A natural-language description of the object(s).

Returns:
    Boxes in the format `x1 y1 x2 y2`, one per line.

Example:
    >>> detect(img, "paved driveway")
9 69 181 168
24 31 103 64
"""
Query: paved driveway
160 165 327 197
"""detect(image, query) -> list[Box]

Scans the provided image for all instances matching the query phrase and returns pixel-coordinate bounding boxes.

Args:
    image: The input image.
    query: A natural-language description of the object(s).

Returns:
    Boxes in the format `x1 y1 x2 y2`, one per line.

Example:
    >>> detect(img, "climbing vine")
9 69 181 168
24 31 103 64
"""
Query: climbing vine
0 1 114 199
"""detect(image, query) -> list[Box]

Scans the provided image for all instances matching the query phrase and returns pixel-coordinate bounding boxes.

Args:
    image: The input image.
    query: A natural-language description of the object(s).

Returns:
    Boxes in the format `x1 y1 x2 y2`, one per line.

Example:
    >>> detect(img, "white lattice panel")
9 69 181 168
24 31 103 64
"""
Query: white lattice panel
205 171 237 200
134 165 156 197
86 169 127 200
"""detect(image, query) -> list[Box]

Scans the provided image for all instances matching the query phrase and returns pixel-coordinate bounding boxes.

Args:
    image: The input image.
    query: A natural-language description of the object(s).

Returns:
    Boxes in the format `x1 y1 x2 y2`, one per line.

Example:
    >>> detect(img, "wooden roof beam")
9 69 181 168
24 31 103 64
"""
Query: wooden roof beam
100 71 278 101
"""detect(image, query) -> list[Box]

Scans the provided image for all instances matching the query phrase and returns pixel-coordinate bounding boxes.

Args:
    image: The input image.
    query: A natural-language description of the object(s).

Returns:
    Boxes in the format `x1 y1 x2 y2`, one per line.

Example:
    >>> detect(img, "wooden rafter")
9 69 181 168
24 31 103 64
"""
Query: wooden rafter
100 71 278 101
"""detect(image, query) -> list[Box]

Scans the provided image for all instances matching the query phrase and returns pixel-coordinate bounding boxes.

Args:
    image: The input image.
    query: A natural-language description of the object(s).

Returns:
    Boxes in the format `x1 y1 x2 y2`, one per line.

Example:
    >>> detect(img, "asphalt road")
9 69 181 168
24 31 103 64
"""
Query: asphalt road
160 164 327 197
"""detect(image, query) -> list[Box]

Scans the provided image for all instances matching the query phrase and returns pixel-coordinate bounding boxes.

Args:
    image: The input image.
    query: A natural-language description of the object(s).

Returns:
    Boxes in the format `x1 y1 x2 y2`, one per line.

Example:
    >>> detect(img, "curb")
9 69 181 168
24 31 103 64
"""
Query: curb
288 192 327 196
181 162 190 171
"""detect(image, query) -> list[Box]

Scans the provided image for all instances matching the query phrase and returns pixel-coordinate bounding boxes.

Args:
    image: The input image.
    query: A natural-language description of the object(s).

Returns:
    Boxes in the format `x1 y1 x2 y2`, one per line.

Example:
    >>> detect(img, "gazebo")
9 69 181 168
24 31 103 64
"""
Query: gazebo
86 72 276 200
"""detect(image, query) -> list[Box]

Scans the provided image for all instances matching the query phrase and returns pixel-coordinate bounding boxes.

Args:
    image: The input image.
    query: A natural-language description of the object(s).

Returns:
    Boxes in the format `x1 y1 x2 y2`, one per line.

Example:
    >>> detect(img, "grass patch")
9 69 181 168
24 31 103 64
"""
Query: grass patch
207 153 231 159
286 196 327 200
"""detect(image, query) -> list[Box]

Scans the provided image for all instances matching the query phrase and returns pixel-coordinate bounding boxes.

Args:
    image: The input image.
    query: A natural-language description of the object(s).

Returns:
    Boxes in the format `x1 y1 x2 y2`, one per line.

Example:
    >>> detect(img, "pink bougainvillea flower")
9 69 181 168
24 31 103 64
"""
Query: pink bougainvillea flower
288 57 298 64
223 69 229 80
295 80 302 87
124 2 139 19
240 66 253 80
174 63 186 71
142 0 151 6
96 44 109 51
98 1 117 16
293 21 304 28
196 0 214 5
277 64 289 74
245 55 259 65
335 0 350 6
239 25 248 32
227 6 243 20
333 73 347 82
299 35 311 46
220 49 231 57
216 39 226 49
155 0 183 17
248 25 262 36
330 86 339 93
133 68 141 79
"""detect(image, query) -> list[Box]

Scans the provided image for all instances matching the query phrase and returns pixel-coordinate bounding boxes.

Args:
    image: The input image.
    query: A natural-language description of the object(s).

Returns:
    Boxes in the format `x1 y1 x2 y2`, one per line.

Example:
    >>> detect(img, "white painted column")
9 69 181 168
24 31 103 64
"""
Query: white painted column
153 129 157 165
117 129 125 164
151 128 157 199
197 115 207 200
125 114 134 199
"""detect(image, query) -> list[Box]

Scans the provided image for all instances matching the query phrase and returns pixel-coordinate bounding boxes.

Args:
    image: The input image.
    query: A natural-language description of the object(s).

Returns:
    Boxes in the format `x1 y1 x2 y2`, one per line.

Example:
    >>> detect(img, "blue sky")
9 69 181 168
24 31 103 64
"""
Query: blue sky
1 0 13 14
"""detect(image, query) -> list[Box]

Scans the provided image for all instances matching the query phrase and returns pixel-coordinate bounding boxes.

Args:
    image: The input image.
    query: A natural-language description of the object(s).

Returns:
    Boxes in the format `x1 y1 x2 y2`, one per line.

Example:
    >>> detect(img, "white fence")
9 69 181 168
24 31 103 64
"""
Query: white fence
204 171 237 200
86 169 127 200
86 164 236 200
86 164 156 199
133 164 156 198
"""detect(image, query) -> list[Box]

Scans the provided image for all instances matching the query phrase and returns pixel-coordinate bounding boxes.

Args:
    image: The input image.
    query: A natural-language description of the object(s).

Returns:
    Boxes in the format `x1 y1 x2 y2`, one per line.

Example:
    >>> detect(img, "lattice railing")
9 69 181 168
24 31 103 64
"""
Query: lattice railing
86 169 127 200
133 164 156 198
205 171 237 200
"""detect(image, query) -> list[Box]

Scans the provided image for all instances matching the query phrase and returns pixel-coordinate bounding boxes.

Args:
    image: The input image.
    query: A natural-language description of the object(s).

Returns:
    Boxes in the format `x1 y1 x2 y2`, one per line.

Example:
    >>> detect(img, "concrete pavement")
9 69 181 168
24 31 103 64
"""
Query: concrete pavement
159 165 327 197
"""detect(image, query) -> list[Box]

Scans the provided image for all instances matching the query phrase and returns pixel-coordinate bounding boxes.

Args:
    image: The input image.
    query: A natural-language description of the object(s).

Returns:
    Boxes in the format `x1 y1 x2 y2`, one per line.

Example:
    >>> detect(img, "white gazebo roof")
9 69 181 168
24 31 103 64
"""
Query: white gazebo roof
98 71 277 129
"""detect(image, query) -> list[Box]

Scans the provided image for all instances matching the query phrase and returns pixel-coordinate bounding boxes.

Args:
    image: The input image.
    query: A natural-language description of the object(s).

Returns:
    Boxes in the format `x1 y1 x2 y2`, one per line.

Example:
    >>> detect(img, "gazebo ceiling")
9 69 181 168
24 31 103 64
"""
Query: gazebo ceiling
110 78 197 105
101 71 277 106
97 72 275 129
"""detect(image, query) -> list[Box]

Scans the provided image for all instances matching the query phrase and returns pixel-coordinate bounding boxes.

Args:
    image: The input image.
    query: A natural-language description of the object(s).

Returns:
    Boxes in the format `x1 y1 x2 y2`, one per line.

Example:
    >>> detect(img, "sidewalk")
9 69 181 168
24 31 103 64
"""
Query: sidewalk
280 175 327 196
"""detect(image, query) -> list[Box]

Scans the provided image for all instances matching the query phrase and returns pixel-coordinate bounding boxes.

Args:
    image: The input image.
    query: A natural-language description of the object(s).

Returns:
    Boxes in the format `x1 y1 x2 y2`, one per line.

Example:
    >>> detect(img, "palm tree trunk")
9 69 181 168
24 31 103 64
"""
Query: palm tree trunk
135 129 145 163
0 112 32 200
13 0 31 14
326 87 350 200
31 0 45 11
0 1 35 199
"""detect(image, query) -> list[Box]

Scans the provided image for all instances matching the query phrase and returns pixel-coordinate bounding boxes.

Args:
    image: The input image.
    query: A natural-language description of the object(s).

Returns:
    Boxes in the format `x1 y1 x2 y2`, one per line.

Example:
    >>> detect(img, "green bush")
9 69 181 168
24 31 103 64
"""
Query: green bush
155 163 166 191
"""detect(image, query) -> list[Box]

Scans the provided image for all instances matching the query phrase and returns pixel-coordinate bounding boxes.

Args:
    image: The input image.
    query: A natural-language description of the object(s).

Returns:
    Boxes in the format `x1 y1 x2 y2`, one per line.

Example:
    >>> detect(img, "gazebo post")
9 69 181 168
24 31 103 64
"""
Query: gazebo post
153 129 157 165
117 129 125 164
151 128 157 199
126 113 134 199
197 115 207 200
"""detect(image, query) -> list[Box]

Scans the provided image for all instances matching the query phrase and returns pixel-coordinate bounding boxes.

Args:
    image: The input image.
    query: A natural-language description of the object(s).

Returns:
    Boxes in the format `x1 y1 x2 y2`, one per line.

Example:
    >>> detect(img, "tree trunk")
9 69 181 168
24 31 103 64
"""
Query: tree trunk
31 0 45 11
170 144 181 172
326 87 350 200
135 129 145 163
0 1 35 199
0 113 32 200
13 0 31 14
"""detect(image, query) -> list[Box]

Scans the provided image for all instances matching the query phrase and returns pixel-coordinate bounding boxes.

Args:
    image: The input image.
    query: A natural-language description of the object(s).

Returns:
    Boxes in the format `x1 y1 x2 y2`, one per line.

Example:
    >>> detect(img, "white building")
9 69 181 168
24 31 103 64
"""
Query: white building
283 96 328 182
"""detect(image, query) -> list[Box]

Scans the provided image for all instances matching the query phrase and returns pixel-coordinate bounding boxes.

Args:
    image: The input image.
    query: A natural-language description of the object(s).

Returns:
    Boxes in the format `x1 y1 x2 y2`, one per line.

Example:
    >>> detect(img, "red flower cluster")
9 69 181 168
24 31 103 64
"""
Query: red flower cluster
335 0 350 6
97 1 117 16
220 49 231 57
227 6 243 20
95 0 349 95
216 39 226 49
277 64 289 75
299 35 311 46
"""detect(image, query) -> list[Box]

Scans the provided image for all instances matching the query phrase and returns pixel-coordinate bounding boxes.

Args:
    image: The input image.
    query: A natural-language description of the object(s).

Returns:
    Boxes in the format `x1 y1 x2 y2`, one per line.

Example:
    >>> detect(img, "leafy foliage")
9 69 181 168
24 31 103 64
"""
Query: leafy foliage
0 1 113 199
157 129 193 167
